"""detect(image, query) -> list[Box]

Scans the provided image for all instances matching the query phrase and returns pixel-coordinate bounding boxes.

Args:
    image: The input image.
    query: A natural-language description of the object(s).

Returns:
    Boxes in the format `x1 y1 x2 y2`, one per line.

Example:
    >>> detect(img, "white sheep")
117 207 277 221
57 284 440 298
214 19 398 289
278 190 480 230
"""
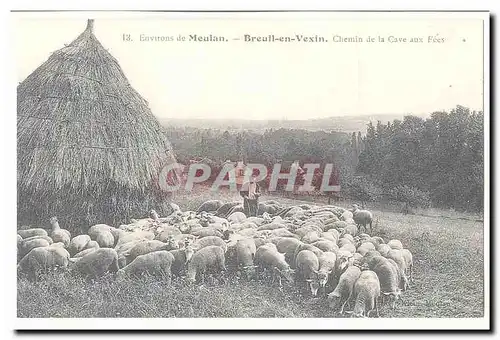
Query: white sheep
327 266 362 315
346 270 381 318
311 240 339 253
94 230 114 248
68 235 91 256
49 217 71 247
377 243 392 257
357 242 376 256
186 245 226 284
254 244 295 285
351 204 374 234
372 257 402 309
228 211 247 224
73 248 97 258
315 251 337 289
22 235 53 245
69 248 119 277
18 228 48 239
125 240 174 264
19 238 50 259
117 250 175 283
114 229 155 247
401 249 414 282
276 238 302 266
296 250 320 296
170 245 195 276
387 239 404 250
192 236 227 253
236 238 258 279
339 243 357 254
18 246 70 276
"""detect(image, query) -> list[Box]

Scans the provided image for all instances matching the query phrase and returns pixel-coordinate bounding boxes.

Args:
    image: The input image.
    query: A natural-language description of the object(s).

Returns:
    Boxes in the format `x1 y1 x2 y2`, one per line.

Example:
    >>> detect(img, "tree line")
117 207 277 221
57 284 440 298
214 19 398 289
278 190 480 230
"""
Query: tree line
164 105 483 212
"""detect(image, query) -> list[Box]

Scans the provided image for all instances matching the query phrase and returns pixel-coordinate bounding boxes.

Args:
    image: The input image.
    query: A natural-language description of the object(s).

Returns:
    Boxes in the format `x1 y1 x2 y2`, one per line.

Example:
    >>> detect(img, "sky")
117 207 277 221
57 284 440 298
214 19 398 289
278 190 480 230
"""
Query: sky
13 12 485 120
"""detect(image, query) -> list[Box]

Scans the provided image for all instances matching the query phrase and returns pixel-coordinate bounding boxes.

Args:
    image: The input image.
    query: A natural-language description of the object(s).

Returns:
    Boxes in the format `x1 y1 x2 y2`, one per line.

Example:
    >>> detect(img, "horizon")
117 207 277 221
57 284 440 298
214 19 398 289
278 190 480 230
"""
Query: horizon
14 13 484 120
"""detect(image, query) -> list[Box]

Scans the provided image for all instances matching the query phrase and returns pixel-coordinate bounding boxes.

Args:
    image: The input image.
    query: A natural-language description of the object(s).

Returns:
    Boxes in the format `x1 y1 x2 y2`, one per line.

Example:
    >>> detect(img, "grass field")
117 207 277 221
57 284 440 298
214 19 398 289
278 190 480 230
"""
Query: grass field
17 191 485 318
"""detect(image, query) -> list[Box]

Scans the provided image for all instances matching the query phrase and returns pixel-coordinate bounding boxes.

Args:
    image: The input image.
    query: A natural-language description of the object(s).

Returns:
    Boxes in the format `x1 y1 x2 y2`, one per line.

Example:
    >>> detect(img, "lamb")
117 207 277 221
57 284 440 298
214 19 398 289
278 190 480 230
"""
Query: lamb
296 250 320 296
193 236 227 253
18 246 70 276
372 257 402 309
196 199 224 213
117 250 175 283
357 242 376 256
236 238 258 279
327 266 362 314
169 245 195 276
387 239 404 250
254 244 295 285
315 251 337 289
185 245 226 284
351 204 373 234
49 217 71 247
68 234 91 256
347 270 381 318
18 228 48 239
69 248 120 278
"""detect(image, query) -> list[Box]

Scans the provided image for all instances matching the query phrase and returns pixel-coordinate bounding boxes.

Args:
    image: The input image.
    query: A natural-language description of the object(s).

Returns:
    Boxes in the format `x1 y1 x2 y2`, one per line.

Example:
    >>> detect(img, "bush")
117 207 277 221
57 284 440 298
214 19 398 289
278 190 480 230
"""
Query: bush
389 185 431 214
343 176 383 207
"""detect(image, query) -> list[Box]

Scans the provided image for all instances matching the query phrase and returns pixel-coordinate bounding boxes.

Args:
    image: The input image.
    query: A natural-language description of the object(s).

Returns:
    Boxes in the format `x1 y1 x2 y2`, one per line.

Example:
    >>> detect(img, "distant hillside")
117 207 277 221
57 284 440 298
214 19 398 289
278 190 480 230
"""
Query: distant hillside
159 113 431 134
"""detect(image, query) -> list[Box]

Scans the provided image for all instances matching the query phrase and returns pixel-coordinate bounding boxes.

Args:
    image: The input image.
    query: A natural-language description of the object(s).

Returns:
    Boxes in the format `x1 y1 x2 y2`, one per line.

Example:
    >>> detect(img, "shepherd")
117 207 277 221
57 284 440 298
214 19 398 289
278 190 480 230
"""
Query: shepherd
240 175 261 217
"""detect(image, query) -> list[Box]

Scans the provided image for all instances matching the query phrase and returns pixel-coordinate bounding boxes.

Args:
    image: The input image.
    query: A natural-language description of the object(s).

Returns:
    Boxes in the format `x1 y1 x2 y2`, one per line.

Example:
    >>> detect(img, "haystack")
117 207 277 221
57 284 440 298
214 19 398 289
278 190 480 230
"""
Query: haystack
17 19 177 232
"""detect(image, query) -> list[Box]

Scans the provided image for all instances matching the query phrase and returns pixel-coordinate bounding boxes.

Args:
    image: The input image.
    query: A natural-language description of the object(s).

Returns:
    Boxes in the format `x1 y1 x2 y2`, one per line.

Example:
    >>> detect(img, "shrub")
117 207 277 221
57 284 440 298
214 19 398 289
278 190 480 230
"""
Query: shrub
389 185 431 214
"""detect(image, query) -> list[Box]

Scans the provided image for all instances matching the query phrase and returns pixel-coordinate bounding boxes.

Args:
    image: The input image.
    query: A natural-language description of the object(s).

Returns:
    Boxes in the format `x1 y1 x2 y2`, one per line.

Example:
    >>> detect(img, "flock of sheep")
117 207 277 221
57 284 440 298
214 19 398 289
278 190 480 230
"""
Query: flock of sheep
17 199 413 318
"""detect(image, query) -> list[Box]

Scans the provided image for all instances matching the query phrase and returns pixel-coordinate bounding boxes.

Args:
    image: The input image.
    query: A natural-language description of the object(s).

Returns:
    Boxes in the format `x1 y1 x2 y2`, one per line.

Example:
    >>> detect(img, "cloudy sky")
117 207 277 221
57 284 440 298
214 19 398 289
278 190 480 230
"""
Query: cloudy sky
14 12 485 120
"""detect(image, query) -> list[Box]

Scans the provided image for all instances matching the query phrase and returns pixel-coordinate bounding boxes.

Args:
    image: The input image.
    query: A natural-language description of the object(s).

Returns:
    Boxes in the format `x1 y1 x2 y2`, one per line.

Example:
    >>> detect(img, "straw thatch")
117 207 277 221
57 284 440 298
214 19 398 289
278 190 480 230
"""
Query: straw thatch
17 19 176 231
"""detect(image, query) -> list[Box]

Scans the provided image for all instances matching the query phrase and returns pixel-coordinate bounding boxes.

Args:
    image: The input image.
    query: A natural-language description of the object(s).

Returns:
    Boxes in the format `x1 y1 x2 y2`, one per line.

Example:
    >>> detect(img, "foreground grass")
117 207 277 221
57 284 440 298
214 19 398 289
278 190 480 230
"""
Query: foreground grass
18 192 484 318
